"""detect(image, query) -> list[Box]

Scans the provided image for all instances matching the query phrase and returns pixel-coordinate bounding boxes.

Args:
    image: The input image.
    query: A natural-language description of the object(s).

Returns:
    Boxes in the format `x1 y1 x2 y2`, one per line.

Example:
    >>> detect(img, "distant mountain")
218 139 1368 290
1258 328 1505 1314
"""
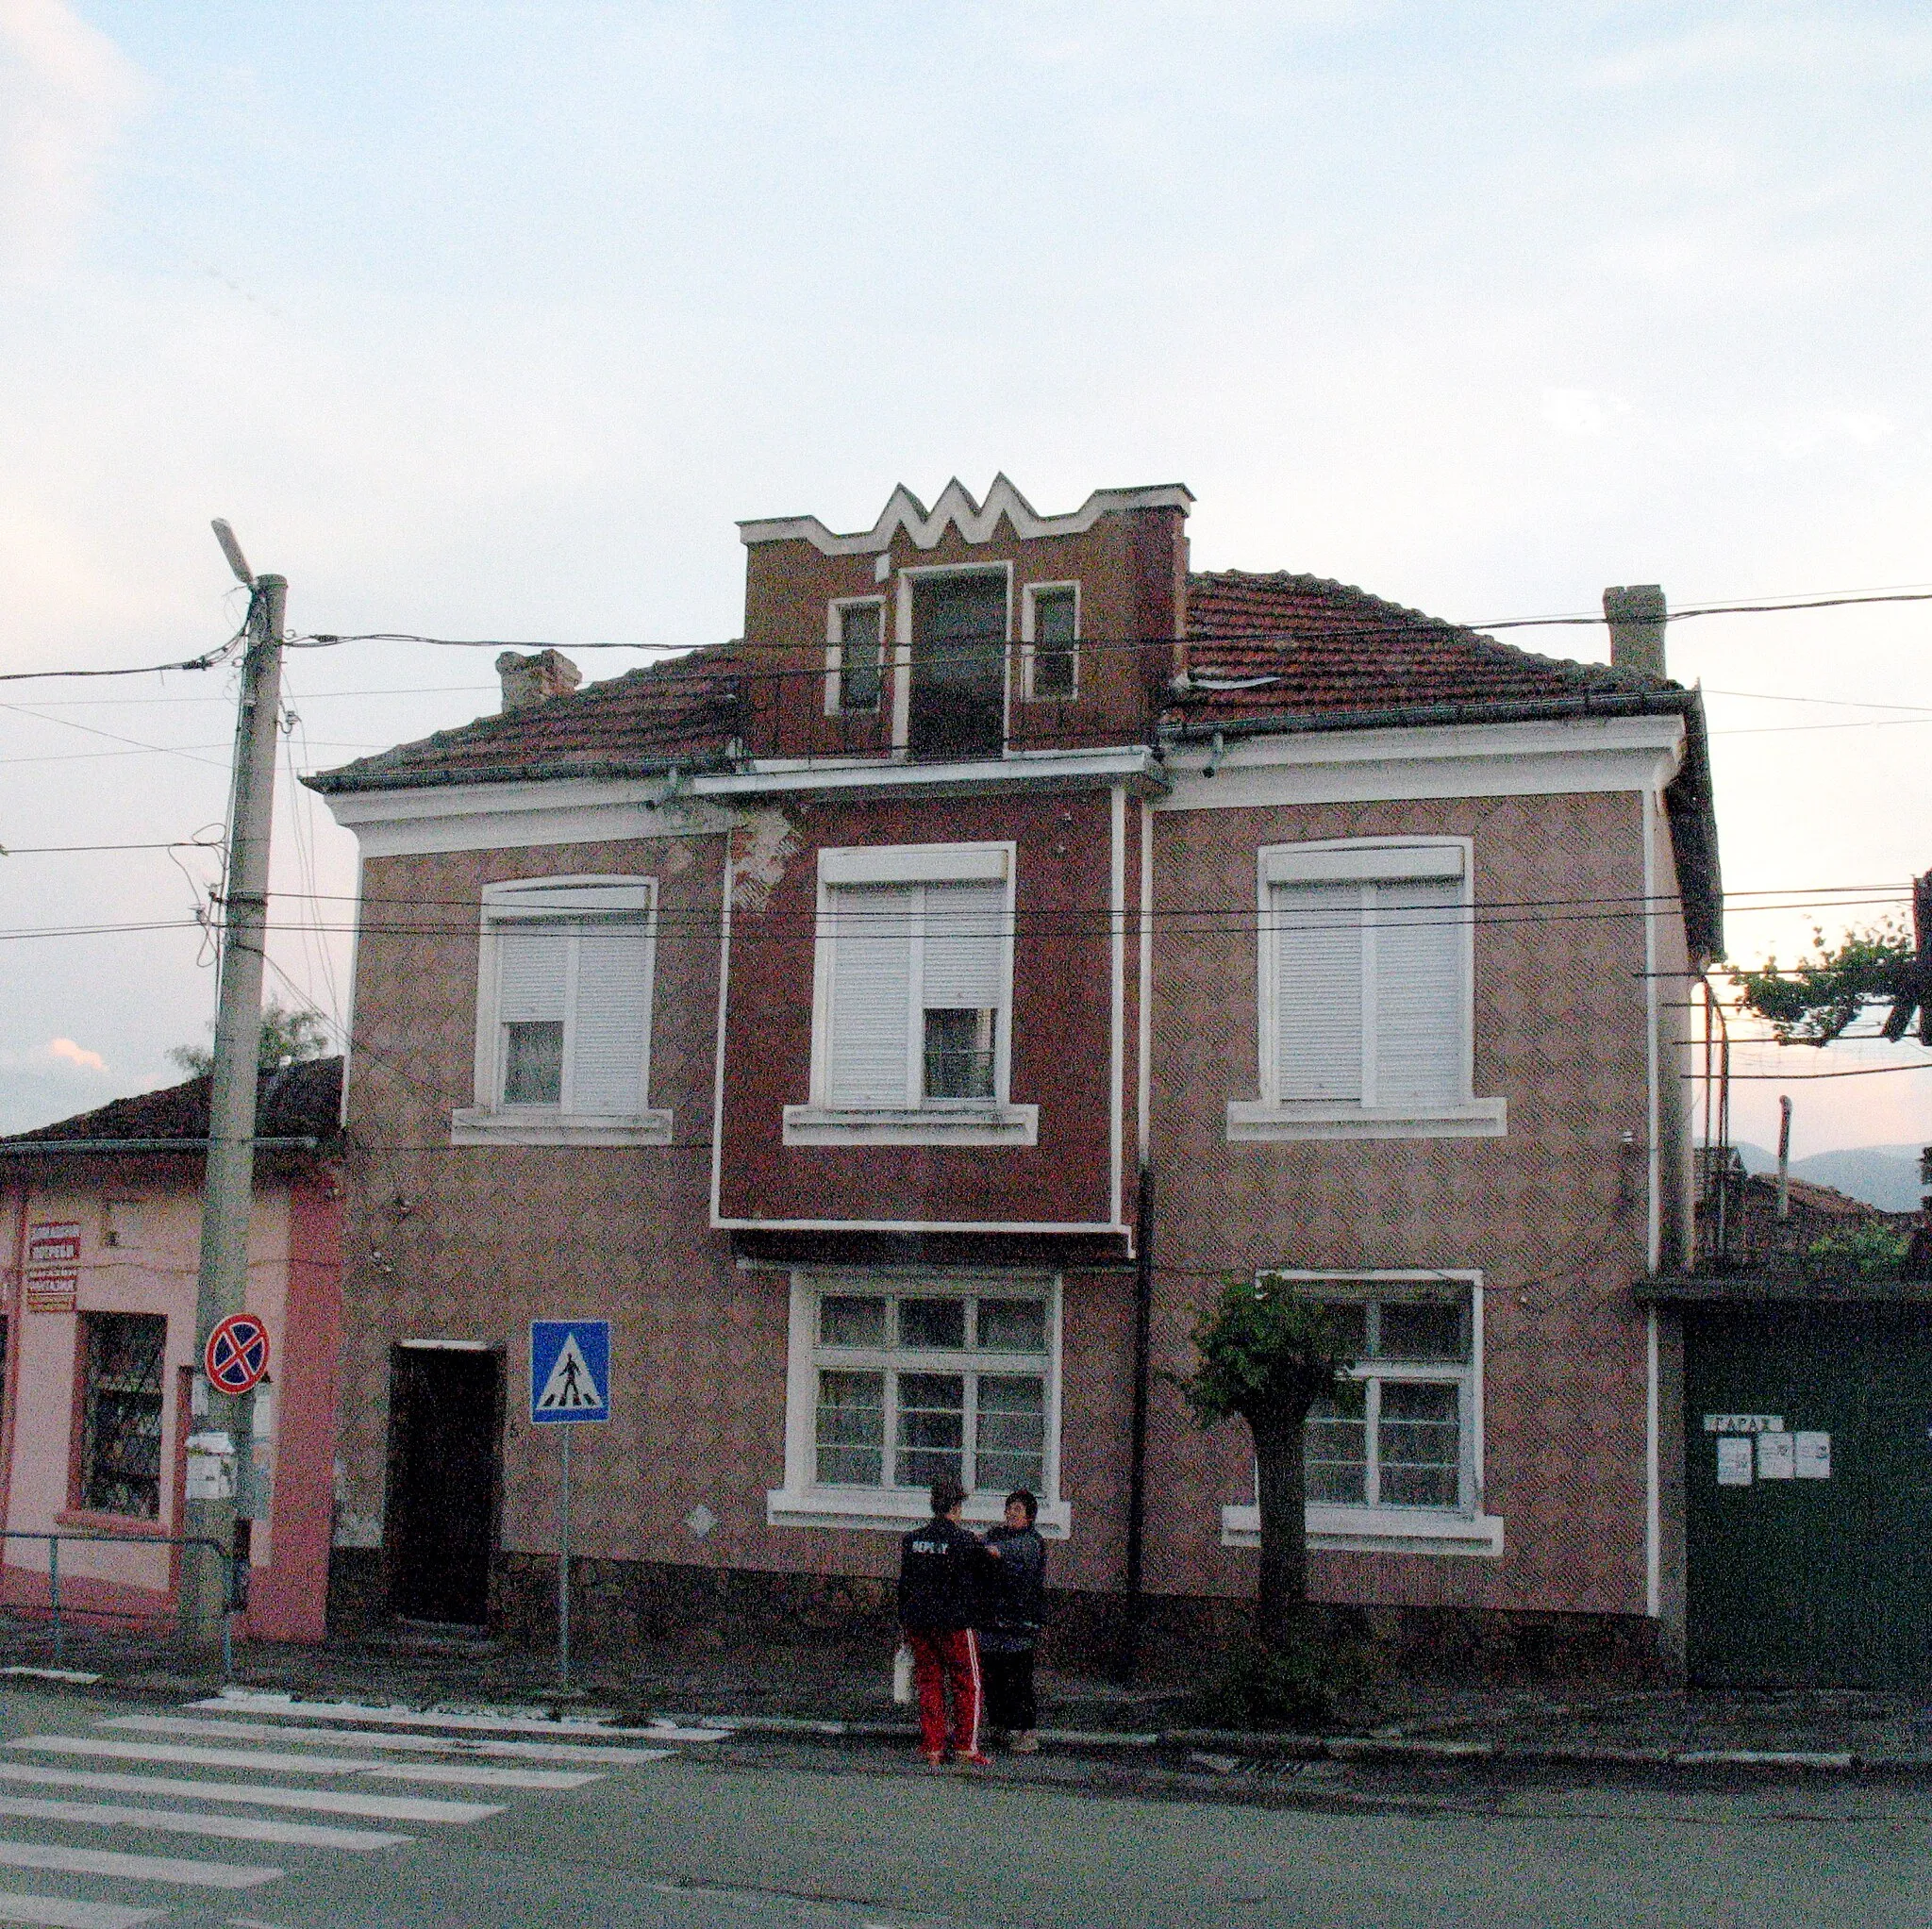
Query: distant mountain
1716 1140 1923 1213
1790 1149 1923 1214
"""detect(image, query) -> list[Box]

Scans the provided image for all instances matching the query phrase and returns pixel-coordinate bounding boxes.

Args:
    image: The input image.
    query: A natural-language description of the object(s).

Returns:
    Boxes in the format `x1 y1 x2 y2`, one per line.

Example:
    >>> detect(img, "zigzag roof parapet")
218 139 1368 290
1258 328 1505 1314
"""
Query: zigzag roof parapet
738 474 1194 556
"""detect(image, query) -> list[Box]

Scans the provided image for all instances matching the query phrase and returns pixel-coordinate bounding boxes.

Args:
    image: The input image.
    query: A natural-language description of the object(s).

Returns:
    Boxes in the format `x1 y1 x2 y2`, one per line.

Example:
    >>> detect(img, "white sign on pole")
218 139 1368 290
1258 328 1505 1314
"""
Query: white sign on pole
1794 1431 1831 1479
1716 1437 1754 1487
1757 1431 1795 1480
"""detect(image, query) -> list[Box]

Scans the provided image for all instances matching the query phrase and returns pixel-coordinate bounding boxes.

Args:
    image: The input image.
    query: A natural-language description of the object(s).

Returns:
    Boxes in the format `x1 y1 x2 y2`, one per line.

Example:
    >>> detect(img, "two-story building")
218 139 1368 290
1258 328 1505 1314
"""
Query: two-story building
309 476 1720 1668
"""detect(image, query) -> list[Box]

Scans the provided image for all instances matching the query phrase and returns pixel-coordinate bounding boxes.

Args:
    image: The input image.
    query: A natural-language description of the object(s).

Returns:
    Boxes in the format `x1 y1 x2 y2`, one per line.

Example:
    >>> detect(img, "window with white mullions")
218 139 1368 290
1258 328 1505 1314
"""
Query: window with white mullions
1305 1292 1473 1513
808 1290 1049 1498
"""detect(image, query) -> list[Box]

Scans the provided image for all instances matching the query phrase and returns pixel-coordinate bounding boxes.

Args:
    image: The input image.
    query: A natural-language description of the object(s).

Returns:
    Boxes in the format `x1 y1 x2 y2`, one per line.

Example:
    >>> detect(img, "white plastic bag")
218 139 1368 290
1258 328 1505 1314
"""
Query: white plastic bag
891 1642 914 1705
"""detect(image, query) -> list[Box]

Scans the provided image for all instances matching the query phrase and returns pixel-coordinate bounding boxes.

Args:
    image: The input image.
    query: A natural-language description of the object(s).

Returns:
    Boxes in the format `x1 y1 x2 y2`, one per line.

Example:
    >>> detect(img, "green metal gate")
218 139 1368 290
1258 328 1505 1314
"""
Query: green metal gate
1685 1304 1932 1688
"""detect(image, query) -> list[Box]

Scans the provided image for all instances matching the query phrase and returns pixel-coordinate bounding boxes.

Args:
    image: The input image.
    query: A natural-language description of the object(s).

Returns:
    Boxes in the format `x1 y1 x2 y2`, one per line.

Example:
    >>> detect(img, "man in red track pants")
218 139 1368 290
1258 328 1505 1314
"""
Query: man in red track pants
896 1473 991 1767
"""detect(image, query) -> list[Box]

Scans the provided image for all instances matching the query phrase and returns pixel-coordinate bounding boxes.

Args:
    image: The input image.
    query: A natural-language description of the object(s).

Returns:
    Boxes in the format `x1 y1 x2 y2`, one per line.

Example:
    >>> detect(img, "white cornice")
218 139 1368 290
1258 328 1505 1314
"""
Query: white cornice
1158 714 1687 812
739 474 1193 557
318 776 733 859
696 744 1167 801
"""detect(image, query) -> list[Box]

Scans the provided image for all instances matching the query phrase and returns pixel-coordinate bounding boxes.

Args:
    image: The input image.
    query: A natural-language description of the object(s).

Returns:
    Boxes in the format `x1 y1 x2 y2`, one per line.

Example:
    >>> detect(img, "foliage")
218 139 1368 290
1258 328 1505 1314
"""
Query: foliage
170 998 332 1078
1806 1222 1910 1281
1193 1633 1374 1731
1731 919 1916 1046
1167 1276 1364 1434
1166 1276 1365 1645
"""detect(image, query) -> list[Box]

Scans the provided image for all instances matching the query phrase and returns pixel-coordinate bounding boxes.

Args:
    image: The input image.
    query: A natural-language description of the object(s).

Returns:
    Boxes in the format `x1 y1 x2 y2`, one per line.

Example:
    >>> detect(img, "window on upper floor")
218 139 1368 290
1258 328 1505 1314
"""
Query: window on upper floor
1219 1274 1503 1557
908 571 1008 759
451 876 673 1147
1226 840 1506 1141
79 1311 167 1520
767 1272 1070 1536
826 599 885 716
783 844 1038 1147
1024 583 1079 700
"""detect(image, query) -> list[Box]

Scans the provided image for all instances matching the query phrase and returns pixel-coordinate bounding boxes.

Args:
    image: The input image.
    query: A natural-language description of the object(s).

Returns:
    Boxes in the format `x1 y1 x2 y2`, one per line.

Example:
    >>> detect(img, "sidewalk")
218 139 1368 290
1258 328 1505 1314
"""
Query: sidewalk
5 1614 1929 1776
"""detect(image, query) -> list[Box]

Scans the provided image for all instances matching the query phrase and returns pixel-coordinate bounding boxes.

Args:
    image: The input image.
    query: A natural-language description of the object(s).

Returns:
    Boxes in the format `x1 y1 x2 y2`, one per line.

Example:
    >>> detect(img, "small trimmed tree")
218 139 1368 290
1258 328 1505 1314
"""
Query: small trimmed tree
1169 1275 1363 1646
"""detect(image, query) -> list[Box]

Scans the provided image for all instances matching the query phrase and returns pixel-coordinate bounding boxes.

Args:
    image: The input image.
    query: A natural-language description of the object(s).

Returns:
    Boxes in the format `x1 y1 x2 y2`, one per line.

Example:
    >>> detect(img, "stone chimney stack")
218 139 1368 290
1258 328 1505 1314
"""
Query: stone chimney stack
496 648 582 712
1604 584 1667 681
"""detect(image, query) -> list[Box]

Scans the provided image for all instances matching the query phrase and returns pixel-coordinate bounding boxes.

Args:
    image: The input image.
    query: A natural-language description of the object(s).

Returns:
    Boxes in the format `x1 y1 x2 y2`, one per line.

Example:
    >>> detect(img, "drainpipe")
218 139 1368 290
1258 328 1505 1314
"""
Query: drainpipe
1121 1164 1155 1683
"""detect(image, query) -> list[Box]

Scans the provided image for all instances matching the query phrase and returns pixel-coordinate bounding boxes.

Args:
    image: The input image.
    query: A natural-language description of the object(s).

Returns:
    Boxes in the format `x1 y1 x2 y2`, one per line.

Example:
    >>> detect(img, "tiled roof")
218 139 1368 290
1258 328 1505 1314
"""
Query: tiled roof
1 1057 342 1147
1176 571 1673 722
306 645 741 795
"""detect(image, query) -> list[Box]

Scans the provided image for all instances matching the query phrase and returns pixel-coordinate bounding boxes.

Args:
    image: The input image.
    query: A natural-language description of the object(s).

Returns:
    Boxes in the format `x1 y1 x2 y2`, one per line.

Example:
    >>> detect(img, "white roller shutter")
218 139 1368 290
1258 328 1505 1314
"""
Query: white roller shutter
827 885 916 1106
921 882 1006 1011
1273 882 1364 1102
1371 880 1461 1106
569 920 653 1115
496 925 568 1023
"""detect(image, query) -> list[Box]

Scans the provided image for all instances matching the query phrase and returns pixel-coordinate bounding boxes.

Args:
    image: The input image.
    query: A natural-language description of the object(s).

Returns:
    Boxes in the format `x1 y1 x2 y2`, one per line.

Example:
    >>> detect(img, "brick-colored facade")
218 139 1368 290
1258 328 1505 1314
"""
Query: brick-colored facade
311 477 1720 1667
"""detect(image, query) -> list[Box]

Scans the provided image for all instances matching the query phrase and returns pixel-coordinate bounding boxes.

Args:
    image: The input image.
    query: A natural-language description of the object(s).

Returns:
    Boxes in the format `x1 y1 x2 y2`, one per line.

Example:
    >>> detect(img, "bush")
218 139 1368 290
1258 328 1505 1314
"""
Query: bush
1806 1222 1909 1280
1193 1635 1372 1730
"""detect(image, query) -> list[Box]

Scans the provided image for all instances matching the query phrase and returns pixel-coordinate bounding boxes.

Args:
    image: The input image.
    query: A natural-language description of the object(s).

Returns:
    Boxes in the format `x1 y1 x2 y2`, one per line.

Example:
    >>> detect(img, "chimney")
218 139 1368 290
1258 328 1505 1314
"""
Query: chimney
1604 584 1667 681
496 649 582 712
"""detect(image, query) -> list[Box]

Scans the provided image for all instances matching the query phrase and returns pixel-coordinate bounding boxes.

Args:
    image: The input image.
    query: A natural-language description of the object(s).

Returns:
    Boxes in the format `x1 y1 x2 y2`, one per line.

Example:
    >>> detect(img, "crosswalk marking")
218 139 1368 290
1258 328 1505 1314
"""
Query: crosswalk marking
9 1740 379 1777
0 1795 407 1853
106 1715 674 1766
198 1693 724 1744
0 1763 501 1824
0 1689 696 1926
0 1895 161 1928
0 1840 277 1889
358 1763 601 1790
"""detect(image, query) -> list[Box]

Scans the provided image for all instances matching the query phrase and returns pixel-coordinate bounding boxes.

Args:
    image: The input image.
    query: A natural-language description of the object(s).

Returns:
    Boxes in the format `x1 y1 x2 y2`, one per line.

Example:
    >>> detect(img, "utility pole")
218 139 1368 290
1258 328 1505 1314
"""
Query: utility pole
181 523 284 1648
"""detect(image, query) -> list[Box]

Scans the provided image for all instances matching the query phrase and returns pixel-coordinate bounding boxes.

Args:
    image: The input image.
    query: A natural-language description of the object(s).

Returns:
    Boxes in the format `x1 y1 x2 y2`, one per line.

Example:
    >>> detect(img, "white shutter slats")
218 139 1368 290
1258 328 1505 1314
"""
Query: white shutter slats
496 926 568 1022
569 921 653 1116
1371 880 1462 1107
921 882 1006 1010
827 885 916 1106
1273 882 1364 1102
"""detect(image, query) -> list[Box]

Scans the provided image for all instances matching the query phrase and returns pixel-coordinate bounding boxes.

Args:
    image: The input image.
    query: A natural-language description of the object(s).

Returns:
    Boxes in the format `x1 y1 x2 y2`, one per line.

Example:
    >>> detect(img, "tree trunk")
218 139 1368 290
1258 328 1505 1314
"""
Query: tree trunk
1248 1406 1308 1648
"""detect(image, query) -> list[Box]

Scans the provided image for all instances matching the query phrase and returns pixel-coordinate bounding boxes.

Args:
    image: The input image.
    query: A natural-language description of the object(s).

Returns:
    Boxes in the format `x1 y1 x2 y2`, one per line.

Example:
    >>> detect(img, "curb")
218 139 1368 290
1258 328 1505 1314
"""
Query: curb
4 1670 1923 1780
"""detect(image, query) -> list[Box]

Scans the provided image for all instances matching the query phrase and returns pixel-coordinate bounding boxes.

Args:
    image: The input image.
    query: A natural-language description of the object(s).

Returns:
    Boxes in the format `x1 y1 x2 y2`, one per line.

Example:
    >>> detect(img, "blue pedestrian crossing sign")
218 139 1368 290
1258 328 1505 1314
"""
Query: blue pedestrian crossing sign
530 1320 610 1424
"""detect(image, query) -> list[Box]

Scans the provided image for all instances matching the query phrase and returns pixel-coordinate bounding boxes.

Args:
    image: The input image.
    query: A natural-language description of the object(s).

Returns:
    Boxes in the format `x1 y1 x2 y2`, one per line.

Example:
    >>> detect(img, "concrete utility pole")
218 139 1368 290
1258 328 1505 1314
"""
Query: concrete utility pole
181 523 284 1647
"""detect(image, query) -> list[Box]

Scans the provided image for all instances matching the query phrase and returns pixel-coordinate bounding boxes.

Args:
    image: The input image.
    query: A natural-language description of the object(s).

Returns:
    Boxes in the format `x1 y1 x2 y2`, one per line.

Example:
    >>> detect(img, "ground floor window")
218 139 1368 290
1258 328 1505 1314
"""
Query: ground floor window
79 1311 167 1519
1303 1289 1473 1511
771 1274 1068 1536
1221 1272 1503 1557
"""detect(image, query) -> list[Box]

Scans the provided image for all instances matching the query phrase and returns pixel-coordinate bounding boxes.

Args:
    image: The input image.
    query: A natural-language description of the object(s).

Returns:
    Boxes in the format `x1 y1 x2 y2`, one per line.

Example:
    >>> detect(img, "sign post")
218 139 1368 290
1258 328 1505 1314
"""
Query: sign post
529 1320 610 1688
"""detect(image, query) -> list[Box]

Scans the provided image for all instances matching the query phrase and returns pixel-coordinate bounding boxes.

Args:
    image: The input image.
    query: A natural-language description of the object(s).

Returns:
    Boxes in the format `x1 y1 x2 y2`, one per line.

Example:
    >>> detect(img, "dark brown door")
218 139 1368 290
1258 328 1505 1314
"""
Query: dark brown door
387 1346 500 1625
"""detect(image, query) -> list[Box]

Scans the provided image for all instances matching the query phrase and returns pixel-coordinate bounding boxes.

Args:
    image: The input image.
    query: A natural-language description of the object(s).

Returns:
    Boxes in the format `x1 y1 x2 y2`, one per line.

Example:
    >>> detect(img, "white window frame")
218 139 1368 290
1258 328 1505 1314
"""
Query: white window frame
782 841 1039 1146
891 562 1014 758
768 1271 1070 1537
451 874 673 1147
824 596 888 718
1220 1271 1504 1557
1020 580 1080 702
1226 837 1506 1141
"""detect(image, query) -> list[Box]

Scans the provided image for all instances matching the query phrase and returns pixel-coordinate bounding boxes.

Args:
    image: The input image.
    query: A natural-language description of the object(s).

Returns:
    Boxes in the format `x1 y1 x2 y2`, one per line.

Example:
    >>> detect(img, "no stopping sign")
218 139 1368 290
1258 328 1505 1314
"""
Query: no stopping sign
204 1312 272 1394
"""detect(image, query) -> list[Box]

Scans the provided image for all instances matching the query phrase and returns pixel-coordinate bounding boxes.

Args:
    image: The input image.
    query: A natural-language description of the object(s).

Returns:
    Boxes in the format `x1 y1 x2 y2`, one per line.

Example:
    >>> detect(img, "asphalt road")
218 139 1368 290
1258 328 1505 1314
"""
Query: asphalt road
0 1687 1928 1926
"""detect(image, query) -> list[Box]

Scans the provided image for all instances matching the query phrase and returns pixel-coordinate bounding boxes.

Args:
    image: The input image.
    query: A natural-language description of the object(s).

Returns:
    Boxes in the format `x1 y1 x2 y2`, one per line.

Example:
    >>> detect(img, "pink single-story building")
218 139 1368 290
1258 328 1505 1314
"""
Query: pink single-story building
0 1059 343 1642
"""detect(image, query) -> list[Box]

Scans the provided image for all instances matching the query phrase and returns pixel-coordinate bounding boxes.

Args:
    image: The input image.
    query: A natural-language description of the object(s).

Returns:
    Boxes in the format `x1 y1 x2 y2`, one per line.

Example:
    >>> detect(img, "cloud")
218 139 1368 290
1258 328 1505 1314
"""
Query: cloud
1541 387 1632 437
46 1035 105 1071
0 0 143 272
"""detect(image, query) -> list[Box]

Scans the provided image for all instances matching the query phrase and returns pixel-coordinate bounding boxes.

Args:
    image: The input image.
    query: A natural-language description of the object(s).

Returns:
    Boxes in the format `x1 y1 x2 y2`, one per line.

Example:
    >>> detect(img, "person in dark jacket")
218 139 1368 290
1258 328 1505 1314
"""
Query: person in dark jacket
897 1473 991 1766
977 1488 1046 1752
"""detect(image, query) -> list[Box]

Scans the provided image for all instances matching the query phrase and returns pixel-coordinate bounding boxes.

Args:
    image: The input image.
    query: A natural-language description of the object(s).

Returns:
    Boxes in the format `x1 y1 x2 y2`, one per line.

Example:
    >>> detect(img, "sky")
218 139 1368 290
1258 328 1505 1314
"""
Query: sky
2 0 1930 1160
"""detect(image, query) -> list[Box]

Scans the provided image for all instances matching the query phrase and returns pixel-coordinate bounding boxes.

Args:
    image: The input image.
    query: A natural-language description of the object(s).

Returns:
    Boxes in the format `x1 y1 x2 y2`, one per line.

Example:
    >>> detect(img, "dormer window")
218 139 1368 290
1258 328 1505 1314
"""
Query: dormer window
828 600 885 715
1024 584 1079 700
908 570 1008 759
